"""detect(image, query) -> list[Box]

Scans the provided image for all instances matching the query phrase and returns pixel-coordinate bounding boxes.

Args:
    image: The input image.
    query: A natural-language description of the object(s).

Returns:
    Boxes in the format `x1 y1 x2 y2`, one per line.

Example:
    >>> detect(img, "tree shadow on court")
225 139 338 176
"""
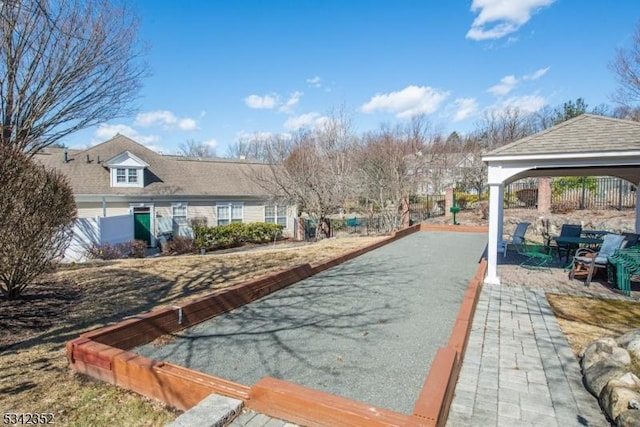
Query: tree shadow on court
137 253 475 395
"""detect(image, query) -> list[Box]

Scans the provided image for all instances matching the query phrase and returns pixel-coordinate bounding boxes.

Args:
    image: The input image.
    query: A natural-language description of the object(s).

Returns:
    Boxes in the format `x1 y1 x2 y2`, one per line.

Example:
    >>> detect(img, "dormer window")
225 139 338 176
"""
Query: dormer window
105 151 149 188
116 168 139 184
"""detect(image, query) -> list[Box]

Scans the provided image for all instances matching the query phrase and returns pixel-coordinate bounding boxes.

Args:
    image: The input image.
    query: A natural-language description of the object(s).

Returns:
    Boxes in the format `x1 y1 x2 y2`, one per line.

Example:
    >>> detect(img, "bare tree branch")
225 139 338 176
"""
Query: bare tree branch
610 19 640 107
0 0 147 154
178 139 216 158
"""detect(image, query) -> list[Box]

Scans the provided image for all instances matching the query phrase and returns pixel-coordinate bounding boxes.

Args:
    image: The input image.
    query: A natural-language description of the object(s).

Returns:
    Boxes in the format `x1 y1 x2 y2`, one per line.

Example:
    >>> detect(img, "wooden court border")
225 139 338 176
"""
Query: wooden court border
67 223 487 426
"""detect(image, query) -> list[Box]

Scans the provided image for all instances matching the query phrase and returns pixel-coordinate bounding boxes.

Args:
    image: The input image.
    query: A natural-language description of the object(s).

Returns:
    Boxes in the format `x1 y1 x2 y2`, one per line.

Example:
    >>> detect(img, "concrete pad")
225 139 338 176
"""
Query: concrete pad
165 394 243 427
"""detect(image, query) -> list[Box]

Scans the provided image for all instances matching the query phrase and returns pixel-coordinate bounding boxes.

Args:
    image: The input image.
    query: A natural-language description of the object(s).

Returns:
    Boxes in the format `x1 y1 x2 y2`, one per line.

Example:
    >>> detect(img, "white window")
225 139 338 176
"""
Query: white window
265 204 287 227
217 203 243 226
127 168 138 183
172 203 188 235
112 167 142 187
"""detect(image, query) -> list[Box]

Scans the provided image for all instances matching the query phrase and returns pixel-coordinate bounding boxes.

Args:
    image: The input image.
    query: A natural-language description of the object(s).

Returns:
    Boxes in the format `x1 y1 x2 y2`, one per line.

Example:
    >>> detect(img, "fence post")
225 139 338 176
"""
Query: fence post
537 178 551 213
401 197 410 227
618 179 623 211
445 188 454 219
580 177 587 209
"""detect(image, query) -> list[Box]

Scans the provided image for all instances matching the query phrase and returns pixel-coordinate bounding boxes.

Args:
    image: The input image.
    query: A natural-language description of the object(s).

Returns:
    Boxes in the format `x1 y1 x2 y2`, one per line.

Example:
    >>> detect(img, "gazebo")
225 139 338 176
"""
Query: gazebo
482 114 640 284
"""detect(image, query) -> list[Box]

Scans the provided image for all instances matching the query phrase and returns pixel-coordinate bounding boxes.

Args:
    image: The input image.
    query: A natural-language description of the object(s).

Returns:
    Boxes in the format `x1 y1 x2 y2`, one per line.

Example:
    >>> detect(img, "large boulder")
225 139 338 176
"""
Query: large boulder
616 330 640 348
581 337 631 371
584 359 631 397
599 376 640 421
616 409 640 427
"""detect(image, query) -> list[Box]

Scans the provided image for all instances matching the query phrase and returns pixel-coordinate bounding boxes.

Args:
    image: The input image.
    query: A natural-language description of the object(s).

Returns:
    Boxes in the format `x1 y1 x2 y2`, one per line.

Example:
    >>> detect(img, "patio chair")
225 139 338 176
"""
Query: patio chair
569 233 627 285
554 224 582 262
607 233 640 286
502 222 530 258
514 238 555 269
622 232 640 248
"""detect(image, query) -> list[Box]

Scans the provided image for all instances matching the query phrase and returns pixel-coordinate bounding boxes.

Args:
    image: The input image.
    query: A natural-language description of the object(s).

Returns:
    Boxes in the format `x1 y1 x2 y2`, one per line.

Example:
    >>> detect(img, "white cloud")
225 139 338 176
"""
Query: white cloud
203 138 218 148
452 98 478 122
244 94 277 109
283 112 328 131
306 76 322 88
94 123 160 149
135 110 176 127
178 118 197 130
488 75 518 96
279 91 303 113
467 0 556 41
134 110 198 131
499 94 547 113
360 85 449 118
523 66 550 81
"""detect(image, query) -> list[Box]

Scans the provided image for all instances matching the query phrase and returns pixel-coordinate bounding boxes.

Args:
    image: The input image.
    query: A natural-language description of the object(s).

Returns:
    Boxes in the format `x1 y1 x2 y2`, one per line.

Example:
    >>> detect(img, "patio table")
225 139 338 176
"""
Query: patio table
581 229 609 237
581 230 610 243
551 235 604 266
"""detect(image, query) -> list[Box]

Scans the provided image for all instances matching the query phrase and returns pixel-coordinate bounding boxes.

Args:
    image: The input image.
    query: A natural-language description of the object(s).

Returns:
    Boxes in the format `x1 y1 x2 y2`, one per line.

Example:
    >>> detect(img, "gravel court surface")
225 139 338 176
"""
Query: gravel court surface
136 231 487 414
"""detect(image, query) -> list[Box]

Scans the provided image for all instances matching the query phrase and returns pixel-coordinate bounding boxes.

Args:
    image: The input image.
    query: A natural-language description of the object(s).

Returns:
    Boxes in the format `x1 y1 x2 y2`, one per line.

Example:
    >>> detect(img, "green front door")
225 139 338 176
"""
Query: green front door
134 212 151 245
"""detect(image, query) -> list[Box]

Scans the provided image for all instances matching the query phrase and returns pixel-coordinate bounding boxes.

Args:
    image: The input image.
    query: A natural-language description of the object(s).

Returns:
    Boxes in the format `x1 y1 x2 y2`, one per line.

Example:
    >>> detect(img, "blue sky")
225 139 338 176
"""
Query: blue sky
64 0 640 155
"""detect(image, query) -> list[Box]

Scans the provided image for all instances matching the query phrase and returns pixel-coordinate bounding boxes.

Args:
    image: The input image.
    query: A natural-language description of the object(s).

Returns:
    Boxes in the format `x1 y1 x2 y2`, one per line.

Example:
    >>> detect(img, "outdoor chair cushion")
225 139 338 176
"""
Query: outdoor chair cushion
570 233 626 285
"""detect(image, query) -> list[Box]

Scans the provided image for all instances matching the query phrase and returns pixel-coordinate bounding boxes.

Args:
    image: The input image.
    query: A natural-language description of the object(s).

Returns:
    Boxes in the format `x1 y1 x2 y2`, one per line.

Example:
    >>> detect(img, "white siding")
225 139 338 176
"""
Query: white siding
77 201 130 218
189 202 216 227
243 201 263 224
64 214 134 263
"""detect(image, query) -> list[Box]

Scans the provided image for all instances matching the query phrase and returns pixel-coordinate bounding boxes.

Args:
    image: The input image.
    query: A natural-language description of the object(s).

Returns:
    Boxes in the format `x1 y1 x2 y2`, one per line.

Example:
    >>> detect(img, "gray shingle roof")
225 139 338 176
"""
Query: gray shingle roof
484 114 640 158
35 134 275 197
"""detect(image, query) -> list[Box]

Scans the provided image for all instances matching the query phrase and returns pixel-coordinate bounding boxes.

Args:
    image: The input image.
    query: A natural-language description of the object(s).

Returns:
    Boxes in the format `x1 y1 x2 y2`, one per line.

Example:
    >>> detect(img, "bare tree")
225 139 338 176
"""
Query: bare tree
227 133 292 163
0 145 76 299
254 111 357 238
355 121 428 232
610 19 640 107
178 139 216 158
0 0 147 154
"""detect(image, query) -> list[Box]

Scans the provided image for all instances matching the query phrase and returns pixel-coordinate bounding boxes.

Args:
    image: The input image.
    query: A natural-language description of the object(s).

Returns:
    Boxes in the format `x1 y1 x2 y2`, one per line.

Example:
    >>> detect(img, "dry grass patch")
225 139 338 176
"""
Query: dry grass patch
0 235 386 426
547 294 640 356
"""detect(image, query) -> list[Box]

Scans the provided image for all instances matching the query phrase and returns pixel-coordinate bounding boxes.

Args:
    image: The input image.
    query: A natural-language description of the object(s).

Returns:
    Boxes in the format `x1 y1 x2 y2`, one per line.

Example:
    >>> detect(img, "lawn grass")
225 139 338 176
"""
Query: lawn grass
0 236 386 426
547 293 640 356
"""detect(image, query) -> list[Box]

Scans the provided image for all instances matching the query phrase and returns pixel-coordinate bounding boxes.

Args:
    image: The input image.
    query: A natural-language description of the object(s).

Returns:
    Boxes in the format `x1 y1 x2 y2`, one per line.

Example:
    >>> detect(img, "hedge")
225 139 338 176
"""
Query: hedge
193 222 284 250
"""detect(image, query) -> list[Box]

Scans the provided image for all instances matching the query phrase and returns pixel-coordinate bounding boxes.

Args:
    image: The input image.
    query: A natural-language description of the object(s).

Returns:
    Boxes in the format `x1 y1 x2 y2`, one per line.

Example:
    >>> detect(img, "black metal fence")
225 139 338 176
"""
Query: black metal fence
409 194 446 223
504 177 636 210
298 217 386 240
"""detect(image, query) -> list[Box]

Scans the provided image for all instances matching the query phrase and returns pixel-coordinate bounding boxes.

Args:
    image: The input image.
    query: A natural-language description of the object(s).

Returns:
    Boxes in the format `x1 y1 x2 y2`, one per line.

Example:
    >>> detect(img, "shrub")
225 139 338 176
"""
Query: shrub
477 200 489 220
551 200 579 214
515 188 538 207
192 222 284 250
455 193 480 210
87 243 127 260
129 239 148 258
552 176 597 197
0 146 76 299
164 236 195 255
244 222 283 243
192 224 211 250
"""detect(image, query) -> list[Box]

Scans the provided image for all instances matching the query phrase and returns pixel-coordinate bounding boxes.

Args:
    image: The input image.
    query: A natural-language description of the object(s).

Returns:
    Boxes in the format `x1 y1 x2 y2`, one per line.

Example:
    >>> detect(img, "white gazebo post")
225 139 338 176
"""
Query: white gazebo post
485 182 503 285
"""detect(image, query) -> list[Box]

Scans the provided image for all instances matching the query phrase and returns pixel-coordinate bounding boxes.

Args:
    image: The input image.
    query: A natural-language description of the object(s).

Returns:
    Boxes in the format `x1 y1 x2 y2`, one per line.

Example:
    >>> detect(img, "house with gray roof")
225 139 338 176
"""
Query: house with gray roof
35 134 296 248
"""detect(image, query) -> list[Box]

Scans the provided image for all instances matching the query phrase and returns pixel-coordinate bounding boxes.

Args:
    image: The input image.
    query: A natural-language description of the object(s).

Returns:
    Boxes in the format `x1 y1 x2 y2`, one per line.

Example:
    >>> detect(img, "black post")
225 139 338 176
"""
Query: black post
618 178 623 210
